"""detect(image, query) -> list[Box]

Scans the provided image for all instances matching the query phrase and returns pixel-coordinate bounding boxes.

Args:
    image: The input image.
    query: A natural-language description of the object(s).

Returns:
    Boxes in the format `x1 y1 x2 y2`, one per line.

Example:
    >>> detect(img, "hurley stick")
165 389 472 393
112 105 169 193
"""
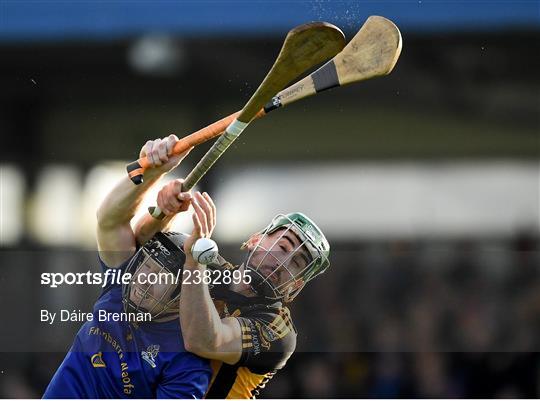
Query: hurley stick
149 22 346 218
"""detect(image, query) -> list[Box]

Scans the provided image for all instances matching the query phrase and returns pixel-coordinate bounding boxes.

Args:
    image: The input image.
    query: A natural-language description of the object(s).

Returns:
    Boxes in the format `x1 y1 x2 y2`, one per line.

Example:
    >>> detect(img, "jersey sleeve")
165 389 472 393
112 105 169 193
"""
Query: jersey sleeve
97 248 135 273
94 254 132 307
235 308 297 374
156 353 212 399
97 255 130 285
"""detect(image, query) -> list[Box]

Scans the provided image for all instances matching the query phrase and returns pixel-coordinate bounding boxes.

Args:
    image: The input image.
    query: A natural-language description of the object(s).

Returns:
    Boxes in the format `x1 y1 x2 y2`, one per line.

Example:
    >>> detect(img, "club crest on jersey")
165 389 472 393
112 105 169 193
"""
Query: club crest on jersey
260 324 277 343
141 344 160 368
254 321 271 351
91 352 106 368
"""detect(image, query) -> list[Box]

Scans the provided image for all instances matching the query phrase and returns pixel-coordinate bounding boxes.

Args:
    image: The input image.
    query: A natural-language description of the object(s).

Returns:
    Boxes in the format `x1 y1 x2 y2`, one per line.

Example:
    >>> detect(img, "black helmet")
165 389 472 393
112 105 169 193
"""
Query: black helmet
122 232 187 320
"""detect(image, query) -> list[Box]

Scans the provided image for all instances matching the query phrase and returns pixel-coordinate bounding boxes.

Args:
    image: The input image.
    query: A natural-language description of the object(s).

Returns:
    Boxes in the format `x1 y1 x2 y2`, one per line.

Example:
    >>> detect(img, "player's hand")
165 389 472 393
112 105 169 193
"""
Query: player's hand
156 179 192 217
140 134 192 174
184 192 217 266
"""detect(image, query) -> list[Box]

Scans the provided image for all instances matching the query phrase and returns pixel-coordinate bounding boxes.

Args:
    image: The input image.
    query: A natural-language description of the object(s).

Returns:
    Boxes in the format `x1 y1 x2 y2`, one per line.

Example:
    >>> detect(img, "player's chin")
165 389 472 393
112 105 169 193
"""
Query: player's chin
261 272 280 287
130 286 145 301
129 294 146 308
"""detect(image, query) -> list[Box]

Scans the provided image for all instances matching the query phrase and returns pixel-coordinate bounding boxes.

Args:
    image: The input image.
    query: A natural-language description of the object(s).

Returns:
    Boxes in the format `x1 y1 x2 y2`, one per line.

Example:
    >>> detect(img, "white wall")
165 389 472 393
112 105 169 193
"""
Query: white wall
2 161 538 245
213 161 540 241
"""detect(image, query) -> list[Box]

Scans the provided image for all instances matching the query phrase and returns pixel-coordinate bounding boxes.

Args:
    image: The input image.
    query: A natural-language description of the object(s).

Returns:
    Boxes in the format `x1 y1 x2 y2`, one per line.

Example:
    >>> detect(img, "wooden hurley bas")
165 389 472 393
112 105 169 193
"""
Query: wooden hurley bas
125 16 403 220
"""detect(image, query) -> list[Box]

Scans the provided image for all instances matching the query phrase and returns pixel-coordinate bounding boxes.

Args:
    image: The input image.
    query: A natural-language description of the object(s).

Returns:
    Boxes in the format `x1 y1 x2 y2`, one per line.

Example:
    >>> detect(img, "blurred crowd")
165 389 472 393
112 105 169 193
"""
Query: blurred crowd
269 230 539 398
0 231 538 398
262 352 538 398
294 232 540 355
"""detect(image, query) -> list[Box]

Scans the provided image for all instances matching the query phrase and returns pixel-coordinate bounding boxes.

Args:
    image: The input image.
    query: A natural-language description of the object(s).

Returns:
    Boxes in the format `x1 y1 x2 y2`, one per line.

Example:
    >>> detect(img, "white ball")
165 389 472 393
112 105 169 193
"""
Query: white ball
191 238 219 265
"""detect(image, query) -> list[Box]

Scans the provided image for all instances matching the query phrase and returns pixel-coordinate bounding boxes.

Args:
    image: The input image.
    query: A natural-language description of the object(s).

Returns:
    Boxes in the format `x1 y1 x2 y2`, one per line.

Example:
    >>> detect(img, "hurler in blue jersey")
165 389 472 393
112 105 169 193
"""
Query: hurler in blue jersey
44 136 210 398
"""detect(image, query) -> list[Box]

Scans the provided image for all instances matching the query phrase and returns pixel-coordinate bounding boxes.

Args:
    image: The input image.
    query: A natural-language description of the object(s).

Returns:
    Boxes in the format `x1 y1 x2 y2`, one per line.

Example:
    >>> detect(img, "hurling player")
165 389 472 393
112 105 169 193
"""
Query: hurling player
44 136 211 398
154 180 330 398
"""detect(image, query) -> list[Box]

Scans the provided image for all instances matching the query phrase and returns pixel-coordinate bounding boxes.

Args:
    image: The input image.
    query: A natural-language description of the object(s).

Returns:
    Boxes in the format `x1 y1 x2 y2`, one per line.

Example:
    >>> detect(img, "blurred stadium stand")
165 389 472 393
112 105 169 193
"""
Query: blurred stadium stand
0 1 539 398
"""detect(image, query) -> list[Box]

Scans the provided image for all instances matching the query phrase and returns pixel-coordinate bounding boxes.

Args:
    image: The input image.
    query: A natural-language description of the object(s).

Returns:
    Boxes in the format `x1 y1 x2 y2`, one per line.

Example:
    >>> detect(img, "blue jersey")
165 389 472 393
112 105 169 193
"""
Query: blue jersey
43 256 211 399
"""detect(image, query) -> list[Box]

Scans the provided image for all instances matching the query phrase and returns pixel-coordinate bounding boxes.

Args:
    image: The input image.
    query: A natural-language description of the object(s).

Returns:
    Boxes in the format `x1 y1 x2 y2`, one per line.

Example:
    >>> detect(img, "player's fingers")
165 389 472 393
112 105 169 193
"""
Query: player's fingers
171 180 183 196
194 198 209 236
169 179 191 211
140 140 152 158
142 140 157 165
195 192 211 217
156 140 168 163
157 191 172 216
202 195 214 236
196 192 214 234
202 192 217 227
163 182 183 211
147 140 159 166
192 212 203 238
178 191 192 204
178 198 192 213
157 190 165 213
192 196 209 236
150 138 163 166
166 134 179 156
178 191 191 200
165 193 182 212
177 183 192 211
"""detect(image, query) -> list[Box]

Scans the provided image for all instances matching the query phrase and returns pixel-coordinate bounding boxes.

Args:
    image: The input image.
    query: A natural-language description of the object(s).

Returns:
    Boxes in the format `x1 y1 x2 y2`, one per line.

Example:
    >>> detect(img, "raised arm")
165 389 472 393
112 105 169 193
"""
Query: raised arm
96 135 192 267
177 191 243 365
133 179 192 246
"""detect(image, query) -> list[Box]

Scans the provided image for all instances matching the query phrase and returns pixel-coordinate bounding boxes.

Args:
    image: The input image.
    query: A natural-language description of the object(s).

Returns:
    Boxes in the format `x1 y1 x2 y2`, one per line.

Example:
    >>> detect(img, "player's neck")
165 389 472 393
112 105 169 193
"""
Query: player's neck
230 263 257 297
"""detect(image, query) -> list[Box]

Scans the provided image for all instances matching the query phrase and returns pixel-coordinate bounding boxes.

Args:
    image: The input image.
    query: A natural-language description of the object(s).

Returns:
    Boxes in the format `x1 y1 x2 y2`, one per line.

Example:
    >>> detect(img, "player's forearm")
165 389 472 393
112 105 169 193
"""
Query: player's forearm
133 212 174 246
96 170 163 229
180 262 223 352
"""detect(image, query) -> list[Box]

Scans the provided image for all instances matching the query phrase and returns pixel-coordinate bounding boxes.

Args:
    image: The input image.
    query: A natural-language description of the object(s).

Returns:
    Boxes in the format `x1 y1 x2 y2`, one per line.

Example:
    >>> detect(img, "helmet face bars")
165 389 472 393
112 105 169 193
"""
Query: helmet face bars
245 212 330 302
121 214 329 313
122 232 186 320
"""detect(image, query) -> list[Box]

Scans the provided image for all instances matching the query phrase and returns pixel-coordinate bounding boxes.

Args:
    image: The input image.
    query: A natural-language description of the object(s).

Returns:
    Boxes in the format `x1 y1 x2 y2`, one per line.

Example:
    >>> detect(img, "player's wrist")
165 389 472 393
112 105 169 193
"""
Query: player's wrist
184 256 203 270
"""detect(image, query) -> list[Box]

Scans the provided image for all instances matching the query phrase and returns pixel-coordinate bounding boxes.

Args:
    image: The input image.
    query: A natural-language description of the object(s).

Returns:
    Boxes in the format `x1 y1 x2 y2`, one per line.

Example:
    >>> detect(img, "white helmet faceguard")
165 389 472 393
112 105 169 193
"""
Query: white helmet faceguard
244 212 330 302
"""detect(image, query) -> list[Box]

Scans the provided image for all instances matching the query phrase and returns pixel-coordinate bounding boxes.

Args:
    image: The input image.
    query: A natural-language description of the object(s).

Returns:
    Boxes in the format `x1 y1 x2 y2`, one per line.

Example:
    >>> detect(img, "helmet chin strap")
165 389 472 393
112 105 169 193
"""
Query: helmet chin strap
282 286 296 304
282 280 305 303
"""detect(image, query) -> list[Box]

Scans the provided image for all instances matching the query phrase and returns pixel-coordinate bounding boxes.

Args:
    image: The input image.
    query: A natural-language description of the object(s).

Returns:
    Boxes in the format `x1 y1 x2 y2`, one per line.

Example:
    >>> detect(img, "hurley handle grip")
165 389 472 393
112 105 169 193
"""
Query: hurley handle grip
148 120 249 219
126 111 242 185
183 131 240 189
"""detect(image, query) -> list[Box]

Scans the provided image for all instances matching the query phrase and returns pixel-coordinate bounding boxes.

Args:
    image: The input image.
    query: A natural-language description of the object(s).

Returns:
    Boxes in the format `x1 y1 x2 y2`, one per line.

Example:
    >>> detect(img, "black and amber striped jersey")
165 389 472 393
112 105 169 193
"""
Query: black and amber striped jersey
206 286 297 399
